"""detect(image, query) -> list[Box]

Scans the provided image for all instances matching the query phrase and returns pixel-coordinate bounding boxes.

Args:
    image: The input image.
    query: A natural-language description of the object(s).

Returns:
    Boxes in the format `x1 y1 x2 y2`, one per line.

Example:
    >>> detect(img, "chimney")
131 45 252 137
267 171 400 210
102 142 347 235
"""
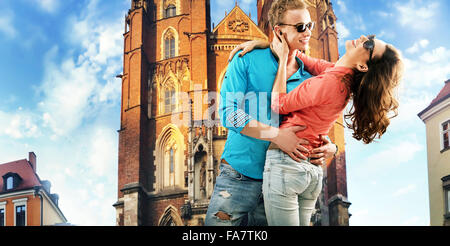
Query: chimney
50 194 59 206
42 180 51 194
29 152 37 173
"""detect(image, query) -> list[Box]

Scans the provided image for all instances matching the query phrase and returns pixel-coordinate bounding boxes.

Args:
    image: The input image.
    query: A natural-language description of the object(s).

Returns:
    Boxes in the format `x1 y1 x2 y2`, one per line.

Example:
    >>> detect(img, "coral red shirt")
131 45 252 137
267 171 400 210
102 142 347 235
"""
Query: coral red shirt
271 51 354 151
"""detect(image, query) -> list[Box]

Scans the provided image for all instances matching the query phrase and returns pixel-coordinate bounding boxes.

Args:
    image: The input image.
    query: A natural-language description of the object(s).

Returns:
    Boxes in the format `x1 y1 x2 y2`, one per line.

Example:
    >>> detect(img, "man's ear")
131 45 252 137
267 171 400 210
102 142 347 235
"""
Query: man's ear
272 25 282 41
273 25 280 34
356 62 368 73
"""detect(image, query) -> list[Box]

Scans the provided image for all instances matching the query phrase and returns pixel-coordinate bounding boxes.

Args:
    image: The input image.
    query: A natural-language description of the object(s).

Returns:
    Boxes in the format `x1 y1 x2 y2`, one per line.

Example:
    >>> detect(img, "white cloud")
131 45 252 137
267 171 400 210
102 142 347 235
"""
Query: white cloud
336 0 348 13
346 133 424 176
392 184 417 197
389 45 450 131
374 11 393 18
0 10 17 38
35 0 60 13
401 46 450 89
367 140 422 166
87 127 117 176
419 46 449 64
376 30 395 40
35 123 119 226
0 109 41 139
38 48 99 137
406 39 429 54
336 21 350 41
418 39 429 48
395 0 439 30
37 0 124 138
388 95 432 133
353 15 366 32
70 16 123 66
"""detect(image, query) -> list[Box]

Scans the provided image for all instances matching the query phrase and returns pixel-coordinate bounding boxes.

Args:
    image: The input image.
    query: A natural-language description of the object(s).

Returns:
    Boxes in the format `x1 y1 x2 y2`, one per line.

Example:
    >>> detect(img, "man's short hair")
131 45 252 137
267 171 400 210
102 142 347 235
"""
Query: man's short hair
268 0 307 29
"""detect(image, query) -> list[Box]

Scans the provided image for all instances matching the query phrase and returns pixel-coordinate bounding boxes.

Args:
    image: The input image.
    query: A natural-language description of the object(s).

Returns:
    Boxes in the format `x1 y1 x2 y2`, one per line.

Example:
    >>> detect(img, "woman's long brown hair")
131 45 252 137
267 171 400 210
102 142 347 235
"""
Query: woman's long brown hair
345 45 403 144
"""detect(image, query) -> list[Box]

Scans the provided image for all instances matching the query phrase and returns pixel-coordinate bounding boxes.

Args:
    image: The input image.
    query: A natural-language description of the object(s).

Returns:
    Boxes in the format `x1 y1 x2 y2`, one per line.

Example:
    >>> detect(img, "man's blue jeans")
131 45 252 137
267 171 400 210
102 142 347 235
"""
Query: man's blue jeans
205 163 267 226
263 149 323 226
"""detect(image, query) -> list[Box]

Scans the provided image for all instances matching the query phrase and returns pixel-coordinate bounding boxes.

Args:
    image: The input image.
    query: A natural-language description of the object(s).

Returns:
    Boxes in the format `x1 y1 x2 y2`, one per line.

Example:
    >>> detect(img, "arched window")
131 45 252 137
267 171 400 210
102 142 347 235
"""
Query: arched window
328 15 335 29
161 27 178 60
155 124 186 191
158 206 183 226
164 87 176 114
3 173 22 191
169 148 175 187
164 4 176 18
164 145 176 187
169 148 174 173
6 176 13 190
193 145 208 201
164 35 175 59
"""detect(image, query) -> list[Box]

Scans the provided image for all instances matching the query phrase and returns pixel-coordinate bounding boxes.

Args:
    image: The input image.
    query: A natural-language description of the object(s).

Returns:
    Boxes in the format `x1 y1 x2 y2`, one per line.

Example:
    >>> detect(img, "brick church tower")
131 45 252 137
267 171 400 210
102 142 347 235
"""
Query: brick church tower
114 0 350 226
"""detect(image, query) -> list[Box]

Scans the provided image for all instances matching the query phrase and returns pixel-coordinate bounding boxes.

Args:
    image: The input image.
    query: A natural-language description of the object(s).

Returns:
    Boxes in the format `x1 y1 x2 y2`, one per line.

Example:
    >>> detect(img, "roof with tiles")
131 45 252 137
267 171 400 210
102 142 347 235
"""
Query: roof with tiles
0 158 41 193
430 79 450 105
418 79 450 118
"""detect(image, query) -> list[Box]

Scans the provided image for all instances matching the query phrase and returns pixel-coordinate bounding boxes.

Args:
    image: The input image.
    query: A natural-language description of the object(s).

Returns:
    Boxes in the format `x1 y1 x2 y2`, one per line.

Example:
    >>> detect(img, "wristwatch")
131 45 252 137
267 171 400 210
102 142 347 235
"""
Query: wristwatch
324 135 338 158
334 143 339 158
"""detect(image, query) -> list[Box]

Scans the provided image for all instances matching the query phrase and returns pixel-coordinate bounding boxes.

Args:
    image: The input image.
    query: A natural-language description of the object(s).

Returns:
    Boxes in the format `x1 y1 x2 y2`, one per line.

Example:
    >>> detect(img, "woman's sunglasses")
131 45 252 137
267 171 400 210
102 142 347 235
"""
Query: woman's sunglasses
278 22 315 33
364 35 376 64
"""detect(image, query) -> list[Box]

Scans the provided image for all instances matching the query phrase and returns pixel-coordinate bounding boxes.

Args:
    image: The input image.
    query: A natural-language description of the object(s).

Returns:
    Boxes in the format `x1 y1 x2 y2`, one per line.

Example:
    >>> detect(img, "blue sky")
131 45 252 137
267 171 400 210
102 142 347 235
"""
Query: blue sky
0 0 448 226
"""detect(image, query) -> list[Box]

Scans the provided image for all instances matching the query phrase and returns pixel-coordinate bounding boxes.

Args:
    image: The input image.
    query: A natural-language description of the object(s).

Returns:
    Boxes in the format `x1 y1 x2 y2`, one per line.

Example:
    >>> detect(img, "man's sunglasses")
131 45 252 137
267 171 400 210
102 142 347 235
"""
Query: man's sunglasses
278 22 315 33
364 35 376 64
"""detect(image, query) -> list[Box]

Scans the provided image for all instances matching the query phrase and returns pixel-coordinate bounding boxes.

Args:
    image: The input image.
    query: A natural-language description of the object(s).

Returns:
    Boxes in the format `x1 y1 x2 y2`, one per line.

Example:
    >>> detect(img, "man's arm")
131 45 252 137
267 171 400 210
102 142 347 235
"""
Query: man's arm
240 121 309 162
309 135 338 165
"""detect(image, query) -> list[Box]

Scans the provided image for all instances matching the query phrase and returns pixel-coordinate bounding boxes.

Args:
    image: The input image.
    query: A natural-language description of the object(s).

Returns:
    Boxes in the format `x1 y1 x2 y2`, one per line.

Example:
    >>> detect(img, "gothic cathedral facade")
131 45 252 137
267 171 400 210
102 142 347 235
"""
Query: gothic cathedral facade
114 0 351 226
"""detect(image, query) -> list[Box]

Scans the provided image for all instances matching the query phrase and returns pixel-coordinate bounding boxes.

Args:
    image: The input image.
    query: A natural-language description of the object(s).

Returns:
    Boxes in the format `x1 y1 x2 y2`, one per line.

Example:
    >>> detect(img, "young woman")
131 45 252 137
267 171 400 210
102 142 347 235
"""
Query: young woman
233 32 403 226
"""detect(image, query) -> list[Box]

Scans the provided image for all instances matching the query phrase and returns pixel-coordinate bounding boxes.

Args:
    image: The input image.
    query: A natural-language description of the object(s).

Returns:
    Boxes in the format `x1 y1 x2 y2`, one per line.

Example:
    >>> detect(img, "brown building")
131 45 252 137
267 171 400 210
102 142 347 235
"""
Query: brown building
0 152 67 226
114 0 350 226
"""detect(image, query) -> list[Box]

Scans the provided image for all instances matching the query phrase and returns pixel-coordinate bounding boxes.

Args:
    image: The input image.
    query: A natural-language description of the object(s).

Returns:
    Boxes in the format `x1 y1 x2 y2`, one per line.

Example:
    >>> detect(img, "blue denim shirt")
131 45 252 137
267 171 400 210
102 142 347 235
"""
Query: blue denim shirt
219 48 313 179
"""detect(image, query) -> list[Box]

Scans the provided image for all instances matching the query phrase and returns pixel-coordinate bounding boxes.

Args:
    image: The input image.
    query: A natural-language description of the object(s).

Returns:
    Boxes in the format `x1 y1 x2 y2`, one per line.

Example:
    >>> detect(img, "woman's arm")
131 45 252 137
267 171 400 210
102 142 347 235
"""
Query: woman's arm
228 40 270 62
271 72 342 115
296 51 335 76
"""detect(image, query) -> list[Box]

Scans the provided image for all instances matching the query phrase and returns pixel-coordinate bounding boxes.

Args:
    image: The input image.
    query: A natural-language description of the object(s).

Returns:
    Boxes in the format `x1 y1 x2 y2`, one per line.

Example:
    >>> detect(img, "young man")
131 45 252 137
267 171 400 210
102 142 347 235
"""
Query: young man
204 0 337 226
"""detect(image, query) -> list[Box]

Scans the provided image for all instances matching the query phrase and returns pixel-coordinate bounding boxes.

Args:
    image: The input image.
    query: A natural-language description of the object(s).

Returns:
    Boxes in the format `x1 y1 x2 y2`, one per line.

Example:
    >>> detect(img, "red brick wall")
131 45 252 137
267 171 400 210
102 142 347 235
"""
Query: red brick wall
147 195 187 225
